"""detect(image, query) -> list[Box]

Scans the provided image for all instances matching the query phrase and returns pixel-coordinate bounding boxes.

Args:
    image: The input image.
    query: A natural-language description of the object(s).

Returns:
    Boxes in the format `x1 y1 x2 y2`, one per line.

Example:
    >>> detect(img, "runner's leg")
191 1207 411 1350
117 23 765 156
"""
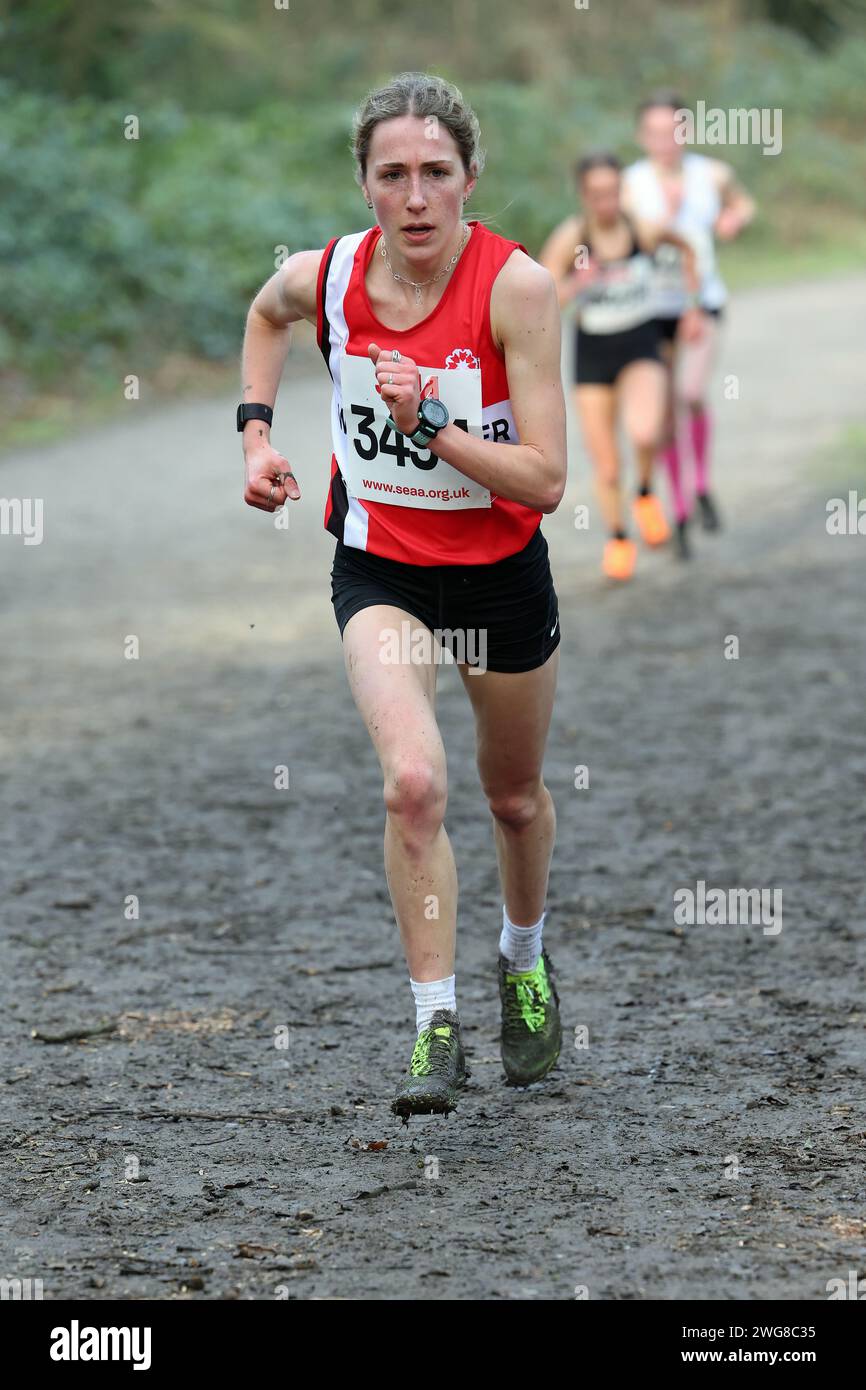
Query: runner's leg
459 649 563 1084
678 315 722 529
659 336 690 555
458 650 559 926
617 357 670 545
574 384 622 534
574 384 637 578
340 605 456 985
617 357 667 490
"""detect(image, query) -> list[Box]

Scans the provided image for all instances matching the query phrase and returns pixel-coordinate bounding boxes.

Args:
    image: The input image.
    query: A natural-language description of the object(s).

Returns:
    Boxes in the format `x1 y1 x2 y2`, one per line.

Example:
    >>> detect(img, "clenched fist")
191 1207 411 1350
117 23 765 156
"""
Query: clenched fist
368 342 421 436
714 207 744 242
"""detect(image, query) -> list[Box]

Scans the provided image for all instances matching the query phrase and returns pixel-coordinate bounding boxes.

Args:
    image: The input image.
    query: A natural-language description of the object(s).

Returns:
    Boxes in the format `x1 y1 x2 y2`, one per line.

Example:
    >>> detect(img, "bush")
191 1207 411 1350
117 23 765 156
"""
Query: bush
2 7 865 391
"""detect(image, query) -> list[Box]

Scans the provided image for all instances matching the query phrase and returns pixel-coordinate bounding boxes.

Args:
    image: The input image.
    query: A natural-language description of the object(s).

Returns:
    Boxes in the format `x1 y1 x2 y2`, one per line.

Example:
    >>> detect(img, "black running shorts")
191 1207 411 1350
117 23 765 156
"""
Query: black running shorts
656 306 725 343
330 525 560 674
575 320 662 386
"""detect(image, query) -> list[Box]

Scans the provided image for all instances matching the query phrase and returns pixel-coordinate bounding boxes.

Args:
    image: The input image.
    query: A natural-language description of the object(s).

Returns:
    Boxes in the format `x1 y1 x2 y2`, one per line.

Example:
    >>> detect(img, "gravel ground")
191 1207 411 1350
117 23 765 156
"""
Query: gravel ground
2 276 865 1301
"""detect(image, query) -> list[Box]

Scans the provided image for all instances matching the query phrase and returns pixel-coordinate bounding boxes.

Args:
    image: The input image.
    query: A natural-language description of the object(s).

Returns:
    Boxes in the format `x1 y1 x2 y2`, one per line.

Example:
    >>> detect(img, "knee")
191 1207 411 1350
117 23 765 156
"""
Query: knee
487 783 545 832
383 760 446 842
631 425 659 454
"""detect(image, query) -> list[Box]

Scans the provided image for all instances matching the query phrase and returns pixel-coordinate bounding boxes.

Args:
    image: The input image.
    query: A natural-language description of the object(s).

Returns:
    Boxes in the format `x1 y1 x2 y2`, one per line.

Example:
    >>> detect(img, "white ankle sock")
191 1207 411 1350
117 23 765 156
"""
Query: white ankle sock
499 906 545 973
410 975 457 1033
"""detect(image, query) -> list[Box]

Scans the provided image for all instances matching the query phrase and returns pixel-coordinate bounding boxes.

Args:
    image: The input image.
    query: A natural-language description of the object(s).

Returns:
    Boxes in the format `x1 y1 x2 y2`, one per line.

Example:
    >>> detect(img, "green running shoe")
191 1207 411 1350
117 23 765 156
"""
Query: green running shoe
499 950 562 1087
391 1009 467 1119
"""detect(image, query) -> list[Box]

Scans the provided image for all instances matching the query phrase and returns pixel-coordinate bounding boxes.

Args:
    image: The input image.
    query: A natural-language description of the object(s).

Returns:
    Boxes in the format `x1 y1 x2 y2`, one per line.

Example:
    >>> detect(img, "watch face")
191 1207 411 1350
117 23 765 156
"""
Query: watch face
420 397 448 430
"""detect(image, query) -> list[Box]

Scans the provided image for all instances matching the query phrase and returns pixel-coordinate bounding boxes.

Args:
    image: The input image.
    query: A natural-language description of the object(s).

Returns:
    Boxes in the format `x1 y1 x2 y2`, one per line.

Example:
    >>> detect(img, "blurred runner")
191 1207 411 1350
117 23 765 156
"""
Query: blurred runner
540 153 702 581
623 91 756 557
240 73 566 1119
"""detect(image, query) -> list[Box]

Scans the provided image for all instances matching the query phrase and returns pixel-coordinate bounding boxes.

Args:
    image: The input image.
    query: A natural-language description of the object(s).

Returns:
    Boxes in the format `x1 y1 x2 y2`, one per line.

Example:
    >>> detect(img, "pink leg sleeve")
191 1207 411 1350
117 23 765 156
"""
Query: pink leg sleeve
690 408 711 495
661 442 689 523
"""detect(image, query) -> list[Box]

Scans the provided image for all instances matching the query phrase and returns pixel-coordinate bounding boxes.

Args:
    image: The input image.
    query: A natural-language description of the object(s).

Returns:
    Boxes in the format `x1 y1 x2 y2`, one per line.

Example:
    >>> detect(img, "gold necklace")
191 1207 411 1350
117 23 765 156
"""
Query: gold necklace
380 222 470 304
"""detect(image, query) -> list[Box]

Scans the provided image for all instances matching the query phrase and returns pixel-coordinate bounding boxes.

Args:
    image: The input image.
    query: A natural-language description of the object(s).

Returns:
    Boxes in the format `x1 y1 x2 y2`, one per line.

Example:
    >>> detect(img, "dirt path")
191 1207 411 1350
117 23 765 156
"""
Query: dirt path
2 277 865 1301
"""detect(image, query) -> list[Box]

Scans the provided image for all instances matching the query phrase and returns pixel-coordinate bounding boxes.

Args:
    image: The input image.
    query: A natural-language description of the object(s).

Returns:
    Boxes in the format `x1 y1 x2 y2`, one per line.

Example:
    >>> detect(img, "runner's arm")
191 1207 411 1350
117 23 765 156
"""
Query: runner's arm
713 161 756 239
426 252 567 514
619 176 638 222
240 250 322 448
538 216 584 308
637 221 701 297
240 250 321 510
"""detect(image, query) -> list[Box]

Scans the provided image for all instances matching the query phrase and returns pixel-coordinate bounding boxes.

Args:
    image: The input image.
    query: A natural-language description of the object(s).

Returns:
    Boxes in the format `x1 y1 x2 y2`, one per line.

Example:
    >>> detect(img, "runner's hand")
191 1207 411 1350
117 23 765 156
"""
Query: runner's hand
714 207 742 241
560 268 585 304
678 307 707 343
243 441 301 512
573 257 600 292
368 342 421 435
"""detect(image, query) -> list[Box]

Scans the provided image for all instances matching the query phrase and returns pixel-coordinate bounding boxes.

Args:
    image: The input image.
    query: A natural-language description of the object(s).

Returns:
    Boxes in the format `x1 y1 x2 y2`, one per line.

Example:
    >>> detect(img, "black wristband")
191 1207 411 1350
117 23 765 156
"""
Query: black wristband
237 403 274 432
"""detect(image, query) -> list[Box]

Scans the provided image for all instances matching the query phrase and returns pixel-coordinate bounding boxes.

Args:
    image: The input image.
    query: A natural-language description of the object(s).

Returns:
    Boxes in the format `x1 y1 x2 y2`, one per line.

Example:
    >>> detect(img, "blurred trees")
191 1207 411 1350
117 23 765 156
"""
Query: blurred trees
6 0 864 106
2 0 864 388
759 0 866 50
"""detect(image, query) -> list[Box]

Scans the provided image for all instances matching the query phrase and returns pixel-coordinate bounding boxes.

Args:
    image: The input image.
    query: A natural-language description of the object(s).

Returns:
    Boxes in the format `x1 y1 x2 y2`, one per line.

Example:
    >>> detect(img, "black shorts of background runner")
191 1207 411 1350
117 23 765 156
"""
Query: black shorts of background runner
330 524 560 674
655 306 724 342
574 320 662 386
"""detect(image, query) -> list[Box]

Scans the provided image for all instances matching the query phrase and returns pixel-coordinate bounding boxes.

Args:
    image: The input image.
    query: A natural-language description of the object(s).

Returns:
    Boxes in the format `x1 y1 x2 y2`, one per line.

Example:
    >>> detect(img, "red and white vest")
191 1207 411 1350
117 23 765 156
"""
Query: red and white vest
316 220 542 566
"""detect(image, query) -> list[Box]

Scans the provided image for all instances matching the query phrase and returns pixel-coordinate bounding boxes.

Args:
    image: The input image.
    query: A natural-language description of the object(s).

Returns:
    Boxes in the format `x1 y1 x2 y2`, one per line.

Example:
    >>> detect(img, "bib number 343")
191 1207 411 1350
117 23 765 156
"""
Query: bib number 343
338 353 491 511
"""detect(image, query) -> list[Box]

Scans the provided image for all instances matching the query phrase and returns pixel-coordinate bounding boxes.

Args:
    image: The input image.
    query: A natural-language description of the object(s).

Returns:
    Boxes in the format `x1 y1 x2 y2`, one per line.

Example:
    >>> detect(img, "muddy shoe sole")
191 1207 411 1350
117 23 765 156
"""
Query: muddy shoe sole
391 1009 469 1119
390 1073 468 1119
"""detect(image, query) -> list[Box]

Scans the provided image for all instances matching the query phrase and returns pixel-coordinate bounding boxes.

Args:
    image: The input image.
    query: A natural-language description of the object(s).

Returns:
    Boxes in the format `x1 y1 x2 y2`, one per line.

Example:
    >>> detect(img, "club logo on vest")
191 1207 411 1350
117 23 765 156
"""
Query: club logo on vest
445 347 480 370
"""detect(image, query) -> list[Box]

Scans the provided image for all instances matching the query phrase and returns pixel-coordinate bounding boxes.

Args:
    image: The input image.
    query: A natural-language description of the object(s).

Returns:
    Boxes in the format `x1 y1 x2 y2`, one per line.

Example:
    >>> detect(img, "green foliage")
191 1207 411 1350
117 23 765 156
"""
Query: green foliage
758 0 866 51
2 1 865 389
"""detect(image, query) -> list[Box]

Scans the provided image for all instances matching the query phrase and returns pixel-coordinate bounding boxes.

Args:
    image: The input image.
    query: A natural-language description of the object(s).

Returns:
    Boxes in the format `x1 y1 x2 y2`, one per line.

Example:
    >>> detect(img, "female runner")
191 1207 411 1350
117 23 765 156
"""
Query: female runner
239 73 567 1117
623 92 756 556
540 153 702 580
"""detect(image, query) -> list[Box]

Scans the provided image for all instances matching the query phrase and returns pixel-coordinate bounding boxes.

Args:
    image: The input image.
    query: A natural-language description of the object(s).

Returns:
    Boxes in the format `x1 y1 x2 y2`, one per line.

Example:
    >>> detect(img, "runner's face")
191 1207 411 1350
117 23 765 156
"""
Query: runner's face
364 115 473 264
639 106 681 167
580 167 621 225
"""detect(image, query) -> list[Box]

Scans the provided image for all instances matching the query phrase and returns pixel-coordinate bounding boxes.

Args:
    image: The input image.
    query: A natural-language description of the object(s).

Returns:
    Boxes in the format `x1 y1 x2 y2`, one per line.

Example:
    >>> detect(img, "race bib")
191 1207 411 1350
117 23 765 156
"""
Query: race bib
338 353 491 510
655 229 714 296
580 254 654 334
654 241 684 297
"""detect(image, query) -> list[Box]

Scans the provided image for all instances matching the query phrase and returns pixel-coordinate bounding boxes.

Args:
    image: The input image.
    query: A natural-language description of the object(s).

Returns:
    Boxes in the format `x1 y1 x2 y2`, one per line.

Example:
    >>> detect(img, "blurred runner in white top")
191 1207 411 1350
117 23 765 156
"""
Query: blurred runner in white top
623 91 755 557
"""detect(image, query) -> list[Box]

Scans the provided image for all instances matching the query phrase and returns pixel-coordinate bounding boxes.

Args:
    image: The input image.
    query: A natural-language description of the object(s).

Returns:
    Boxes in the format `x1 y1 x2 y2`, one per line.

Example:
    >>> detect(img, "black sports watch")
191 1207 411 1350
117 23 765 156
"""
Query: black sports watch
387 396 449 447
237 403 273 432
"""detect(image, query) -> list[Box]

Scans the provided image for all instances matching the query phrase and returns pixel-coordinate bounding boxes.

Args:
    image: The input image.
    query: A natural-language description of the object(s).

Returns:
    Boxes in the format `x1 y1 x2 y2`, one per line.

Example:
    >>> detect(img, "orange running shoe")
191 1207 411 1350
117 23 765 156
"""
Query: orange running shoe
602 537 637 581
632 492 671 547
